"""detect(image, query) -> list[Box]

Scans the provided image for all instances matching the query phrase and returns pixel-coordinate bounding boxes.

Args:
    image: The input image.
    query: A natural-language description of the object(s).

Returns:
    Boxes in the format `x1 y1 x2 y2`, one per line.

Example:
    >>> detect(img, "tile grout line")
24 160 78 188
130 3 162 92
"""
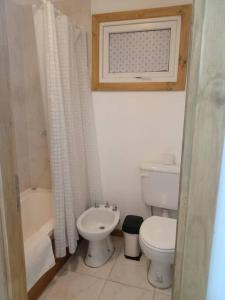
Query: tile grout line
72 239 123 281
107 242 123 280
95 237 125 300
153 288 156 300
40 240 170 300
64 239 171 299
71 270 155 296
107 278 155 293
96 279 108 300
58 269 168 300
106 240 156 296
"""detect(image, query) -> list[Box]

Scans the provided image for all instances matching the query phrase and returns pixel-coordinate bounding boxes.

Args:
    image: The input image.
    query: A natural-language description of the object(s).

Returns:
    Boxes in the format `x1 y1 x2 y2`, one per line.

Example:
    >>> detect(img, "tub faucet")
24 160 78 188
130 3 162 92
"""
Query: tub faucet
94 202 99 208
104 202 110 208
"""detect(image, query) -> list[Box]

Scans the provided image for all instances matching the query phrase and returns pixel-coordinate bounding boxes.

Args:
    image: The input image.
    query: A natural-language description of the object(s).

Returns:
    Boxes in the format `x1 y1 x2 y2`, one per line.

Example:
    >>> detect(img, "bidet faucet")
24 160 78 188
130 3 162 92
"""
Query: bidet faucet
112 204 117 211
104 202 110 208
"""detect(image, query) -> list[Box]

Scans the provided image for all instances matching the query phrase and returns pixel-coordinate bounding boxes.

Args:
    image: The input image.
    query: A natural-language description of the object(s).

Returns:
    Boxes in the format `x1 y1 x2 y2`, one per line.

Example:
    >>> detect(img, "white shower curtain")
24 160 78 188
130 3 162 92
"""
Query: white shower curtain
33 1 102 257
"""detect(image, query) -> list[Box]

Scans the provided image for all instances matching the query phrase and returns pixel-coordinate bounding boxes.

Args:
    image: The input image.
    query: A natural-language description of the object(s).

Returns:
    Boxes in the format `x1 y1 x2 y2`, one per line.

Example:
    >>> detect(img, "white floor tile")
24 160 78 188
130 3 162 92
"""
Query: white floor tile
39 272 105 300
61 236 122 279
109 252 154 291
155 287 172 296
154 290 172 300
38 236 174 300
99 281 154 300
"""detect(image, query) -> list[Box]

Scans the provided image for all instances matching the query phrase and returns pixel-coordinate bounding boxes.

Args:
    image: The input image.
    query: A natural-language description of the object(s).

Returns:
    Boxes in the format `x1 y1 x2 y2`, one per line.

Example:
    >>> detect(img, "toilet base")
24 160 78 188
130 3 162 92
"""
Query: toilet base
85 236 114 268
148 260 173 289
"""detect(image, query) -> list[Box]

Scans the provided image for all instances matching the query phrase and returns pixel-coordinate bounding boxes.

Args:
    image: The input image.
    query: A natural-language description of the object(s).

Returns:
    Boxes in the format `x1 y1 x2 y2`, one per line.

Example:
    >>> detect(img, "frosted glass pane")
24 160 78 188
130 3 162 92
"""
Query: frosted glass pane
109 29 171 73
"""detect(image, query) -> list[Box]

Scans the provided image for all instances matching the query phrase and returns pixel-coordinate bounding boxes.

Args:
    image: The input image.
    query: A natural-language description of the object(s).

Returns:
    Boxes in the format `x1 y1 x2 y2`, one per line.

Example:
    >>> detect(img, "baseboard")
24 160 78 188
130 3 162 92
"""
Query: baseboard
112 229 123 237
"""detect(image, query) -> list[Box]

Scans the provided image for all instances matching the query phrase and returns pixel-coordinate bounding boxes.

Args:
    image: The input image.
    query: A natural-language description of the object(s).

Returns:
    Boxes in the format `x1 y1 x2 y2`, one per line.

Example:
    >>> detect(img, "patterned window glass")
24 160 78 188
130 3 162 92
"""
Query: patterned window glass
109 29 171 73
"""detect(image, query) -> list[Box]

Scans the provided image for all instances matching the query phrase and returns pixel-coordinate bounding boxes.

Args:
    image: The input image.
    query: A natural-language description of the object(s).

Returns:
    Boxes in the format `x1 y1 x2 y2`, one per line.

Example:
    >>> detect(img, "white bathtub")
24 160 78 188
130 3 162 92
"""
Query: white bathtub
20 188 55 290
20 188 54 241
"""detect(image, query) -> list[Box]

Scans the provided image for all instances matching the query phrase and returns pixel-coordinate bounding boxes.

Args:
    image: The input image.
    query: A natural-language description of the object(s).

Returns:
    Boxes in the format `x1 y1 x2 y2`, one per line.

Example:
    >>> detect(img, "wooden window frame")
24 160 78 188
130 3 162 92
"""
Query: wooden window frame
92 5 192 91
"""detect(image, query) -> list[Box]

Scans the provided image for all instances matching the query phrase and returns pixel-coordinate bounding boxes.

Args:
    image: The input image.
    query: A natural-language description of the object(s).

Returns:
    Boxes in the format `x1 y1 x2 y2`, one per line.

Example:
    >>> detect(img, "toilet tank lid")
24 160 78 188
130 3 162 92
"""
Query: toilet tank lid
140 162 180 174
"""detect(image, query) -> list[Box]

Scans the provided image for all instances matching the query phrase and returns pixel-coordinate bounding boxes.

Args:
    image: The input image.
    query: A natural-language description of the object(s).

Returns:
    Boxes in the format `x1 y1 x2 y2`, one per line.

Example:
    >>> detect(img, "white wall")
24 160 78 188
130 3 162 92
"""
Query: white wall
92 0 191 224
92 0 192 14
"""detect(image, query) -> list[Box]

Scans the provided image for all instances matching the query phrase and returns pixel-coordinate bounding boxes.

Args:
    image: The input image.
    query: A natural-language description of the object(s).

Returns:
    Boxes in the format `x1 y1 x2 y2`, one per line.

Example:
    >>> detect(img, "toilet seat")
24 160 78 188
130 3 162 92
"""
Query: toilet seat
140 216 177 251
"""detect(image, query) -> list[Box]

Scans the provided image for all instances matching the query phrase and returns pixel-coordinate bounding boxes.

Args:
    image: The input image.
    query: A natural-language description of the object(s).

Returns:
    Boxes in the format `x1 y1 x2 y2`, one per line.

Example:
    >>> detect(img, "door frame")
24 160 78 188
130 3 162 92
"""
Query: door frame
0 0 27 299
173 0 225 299
1 0 225 299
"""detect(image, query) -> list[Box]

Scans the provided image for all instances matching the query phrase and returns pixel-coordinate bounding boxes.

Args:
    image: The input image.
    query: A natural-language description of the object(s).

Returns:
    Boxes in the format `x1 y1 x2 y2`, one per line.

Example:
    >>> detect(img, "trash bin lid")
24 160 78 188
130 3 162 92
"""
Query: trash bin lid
122 215 144 234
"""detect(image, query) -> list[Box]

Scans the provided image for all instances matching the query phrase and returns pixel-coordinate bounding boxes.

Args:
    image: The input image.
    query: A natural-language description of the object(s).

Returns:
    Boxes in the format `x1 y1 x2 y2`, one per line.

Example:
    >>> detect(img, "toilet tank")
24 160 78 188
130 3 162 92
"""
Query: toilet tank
140 162 180 210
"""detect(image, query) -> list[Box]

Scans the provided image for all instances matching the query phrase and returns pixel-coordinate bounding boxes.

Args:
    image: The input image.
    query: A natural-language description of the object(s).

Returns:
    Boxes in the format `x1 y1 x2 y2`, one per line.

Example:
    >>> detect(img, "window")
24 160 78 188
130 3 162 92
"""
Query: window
92 5 192 91
100 16 181 83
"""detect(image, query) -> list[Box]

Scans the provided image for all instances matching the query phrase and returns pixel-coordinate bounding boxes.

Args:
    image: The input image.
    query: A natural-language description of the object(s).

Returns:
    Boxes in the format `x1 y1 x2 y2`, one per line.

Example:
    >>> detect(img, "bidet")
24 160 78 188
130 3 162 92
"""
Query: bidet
77 204 120 267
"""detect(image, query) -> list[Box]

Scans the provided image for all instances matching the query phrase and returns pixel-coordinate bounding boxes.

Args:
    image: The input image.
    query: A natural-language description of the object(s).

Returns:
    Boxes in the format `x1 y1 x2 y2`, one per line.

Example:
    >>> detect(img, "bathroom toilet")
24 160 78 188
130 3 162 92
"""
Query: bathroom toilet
139 162 180 289
140 216 177 288
77 204 120 267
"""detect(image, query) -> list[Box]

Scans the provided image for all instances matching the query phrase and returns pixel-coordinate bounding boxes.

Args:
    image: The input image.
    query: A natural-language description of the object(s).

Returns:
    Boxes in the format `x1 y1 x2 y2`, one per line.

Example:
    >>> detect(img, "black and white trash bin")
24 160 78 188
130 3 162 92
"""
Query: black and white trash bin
122 215 144 260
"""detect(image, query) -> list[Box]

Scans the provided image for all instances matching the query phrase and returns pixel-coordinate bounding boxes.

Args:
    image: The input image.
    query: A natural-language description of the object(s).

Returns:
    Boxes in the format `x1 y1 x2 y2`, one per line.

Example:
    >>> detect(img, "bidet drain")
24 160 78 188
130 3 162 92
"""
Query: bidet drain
99 226 105 230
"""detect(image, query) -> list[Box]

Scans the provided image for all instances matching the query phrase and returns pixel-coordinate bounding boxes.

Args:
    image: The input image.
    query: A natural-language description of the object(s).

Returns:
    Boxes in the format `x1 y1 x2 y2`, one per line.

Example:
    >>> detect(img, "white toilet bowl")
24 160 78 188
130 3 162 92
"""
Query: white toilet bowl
77 205 120 267
139 216 177 289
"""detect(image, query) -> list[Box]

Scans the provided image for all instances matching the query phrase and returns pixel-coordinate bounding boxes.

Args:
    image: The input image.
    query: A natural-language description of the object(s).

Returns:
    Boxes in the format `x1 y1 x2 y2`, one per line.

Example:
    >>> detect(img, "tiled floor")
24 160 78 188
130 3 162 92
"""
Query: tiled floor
39 237 172 300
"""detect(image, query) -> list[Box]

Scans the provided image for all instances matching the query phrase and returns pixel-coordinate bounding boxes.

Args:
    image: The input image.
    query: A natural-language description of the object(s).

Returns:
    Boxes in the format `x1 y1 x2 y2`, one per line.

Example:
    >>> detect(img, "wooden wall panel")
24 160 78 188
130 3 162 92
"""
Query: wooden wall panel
173 0 225 299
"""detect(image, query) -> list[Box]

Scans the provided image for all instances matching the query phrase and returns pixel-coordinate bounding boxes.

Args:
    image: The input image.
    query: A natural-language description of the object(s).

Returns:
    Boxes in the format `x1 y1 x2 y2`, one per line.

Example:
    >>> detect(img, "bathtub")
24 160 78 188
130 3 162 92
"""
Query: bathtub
21 188 54 241
20 188 56 292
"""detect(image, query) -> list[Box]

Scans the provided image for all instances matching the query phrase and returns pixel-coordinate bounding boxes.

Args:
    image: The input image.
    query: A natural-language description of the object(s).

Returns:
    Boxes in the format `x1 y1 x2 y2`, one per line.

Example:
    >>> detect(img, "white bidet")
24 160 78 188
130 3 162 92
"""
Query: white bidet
77 204 120 267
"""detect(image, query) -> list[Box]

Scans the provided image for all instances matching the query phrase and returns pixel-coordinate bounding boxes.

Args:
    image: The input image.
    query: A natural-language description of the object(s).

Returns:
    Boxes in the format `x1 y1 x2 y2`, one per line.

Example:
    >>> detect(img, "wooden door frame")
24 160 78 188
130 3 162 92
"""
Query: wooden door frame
0 182 10 300
1 0 225 299
0 0 27 299
173 0 225 299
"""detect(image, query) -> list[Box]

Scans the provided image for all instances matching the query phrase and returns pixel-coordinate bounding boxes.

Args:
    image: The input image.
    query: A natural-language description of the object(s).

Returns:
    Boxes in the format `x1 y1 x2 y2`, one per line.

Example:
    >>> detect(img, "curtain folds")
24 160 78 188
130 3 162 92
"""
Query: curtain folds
33 0 102 257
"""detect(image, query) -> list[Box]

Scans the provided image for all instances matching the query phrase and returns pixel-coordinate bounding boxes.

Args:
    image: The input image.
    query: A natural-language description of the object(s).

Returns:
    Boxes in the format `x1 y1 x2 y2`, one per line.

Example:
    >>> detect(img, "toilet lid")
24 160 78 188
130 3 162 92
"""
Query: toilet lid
140 216 177 250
